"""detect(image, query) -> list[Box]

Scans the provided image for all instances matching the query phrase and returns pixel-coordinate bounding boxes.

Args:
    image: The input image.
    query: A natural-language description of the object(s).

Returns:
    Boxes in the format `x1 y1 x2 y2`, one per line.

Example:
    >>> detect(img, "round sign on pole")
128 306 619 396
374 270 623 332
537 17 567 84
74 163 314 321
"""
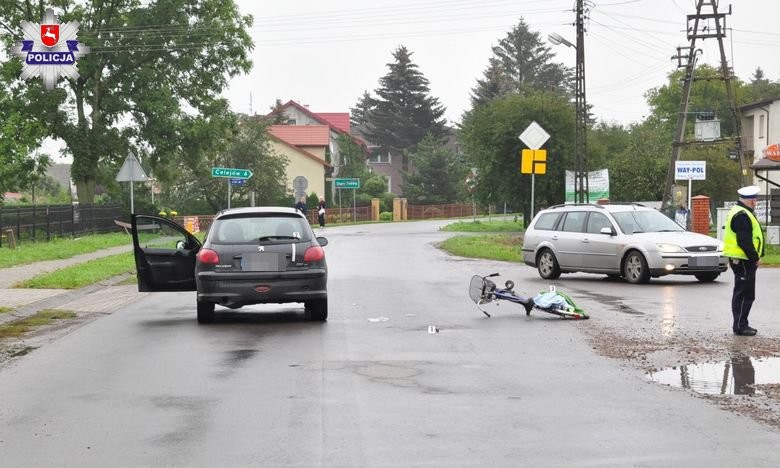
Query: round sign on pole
465 176 476 193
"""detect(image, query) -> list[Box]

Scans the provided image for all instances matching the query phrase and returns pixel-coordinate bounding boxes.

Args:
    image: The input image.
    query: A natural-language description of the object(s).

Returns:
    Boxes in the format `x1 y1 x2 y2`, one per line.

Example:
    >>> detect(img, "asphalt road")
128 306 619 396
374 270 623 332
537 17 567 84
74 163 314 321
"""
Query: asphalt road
1 219 779 467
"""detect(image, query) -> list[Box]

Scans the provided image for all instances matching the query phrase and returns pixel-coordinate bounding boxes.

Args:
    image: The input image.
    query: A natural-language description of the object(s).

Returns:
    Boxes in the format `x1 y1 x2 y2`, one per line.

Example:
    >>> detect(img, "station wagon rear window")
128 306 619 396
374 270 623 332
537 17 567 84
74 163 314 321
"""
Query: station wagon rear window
533 212 561 231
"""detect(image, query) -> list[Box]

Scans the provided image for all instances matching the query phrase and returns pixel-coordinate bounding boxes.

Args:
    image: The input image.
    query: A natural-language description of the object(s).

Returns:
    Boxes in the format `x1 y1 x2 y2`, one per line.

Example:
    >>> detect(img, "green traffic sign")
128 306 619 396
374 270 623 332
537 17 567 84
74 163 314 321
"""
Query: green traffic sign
211 167 253 179
334 178 360 189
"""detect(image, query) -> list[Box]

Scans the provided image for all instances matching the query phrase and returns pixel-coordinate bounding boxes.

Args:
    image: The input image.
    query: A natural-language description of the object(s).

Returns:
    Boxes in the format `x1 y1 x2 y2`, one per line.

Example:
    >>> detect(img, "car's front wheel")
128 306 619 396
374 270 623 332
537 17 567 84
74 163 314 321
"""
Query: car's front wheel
197 300 215 324
305 298 328 321
694 272 720 283
623 251 650 284
537 248 561 280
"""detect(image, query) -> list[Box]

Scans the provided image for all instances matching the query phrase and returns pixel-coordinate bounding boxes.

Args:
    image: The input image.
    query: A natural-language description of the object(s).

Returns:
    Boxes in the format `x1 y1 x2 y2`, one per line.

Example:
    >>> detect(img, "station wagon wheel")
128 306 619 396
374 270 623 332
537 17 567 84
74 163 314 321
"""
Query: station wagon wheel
623 251 650 284
197 300 215 323
537 248 561 280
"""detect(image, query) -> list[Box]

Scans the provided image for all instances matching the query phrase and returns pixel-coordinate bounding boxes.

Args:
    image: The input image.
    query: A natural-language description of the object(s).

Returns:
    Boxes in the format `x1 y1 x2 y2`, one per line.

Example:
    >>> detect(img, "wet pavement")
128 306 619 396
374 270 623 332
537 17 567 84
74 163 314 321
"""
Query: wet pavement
2 221 780 466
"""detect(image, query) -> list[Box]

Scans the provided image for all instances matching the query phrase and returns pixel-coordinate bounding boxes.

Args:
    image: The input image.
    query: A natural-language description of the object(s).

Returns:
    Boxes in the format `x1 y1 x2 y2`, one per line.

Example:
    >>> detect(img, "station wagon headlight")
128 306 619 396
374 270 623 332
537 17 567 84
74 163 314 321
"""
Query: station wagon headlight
657 243 685 253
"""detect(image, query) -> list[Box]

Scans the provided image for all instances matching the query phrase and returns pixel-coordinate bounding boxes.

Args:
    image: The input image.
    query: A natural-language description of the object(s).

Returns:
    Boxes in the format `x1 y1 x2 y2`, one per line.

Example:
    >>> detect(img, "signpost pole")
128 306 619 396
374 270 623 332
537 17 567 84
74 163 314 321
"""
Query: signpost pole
531 173 535 220
339 189 342 222
353 189 356 222
130 173 134 214
687 176 692 214
227 179 231 209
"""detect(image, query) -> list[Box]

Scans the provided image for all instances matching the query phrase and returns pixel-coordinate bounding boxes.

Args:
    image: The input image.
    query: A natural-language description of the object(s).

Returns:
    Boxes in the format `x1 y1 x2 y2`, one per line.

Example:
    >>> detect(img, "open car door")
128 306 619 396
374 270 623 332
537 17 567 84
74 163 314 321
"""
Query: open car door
131 214 201 292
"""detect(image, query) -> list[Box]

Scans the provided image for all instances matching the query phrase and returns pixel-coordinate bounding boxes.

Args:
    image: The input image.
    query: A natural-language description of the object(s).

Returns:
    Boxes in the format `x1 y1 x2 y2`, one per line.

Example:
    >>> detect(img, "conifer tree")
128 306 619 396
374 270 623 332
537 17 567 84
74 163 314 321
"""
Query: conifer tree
363 46 447 159
470 19 572 109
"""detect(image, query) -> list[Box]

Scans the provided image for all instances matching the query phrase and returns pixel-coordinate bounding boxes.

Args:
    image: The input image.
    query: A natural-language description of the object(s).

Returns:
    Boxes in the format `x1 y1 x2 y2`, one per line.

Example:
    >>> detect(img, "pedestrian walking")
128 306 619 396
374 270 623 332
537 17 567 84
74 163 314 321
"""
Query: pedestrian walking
294 195 307 216
317 196 326 229
723 185 765 336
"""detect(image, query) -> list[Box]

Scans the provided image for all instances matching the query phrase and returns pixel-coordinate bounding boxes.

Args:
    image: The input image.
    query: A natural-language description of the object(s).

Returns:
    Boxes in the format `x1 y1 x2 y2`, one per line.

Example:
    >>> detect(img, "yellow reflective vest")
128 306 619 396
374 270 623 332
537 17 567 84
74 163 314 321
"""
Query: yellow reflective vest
723 204 764 260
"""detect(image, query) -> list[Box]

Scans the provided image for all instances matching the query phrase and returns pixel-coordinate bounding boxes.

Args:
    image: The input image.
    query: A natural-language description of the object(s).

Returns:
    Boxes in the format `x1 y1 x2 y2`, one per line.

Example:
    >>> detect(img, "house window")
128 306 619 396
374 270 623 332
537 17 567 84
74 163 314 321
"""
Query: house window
386 176 392 193
759 114 765 139
287 119 297 125
369 148 391 164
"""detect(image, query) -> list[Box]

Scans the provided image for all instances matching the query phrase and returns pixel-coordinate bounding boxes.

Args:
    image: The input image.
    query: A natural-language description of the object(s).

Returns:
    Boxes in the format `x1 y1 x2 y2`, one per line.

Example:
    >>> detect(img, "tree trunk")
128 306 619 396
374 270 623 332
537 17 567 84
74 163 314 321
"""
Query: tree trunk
74 178 96 204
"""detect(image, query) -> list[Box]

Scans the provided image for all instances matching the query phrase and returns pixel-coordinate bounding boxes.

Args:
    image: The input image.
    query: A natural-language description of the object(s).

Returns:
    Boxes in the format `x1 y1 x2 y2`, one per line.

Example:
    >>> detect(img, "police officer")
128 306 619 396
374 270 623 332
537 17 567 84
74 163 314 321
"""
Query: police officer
723 185 765 336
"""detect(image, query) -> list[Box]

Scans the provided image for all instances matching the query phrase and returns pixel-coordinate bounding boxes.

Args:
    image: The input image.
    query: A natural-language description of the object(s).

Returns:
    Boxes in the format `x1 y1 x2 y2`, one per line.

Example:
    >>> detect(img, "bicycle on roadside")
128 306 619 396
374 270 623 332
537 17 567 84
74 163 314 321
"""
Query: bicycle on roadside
468 273 588 320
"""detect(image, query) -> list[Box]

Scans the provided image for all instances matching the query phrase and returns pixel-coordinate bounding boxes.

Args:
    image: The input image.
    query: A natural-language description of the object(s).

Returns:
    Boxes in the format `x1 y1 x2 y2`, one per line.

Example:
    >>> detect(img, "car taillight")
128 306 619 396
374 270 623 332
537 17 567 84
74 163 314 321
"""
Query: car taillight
197 248 219 264
303 245 324 262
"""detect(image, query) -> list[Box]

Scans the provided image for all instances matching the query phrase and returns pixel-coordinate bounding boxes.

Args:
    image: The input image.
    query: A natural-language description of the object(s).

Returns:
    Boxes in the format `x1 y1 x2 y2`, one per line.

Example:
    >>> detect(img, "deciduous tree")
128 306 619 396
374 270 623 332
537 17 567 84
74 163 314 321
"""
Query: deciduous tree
0 0 254 203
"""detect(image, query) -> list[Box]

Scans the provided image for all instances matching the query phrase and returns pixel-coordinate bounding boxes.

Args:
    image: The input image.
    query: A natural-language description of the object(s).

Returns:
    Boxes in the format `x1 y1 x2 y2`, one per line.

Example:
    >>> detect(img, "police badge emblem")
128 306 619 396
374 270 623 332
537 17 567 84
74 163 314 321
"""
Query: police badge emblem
11 8 90 90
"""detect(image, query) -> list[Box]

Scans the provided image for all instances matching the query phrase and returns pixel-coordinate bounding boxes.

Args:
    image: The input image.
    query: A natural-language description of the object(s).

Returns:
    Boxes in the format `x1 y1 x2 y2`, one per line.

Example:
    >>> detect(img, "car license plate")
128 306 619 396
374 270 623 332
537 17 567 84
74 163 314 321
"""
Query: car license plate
689 256 718 267
242 253 283 271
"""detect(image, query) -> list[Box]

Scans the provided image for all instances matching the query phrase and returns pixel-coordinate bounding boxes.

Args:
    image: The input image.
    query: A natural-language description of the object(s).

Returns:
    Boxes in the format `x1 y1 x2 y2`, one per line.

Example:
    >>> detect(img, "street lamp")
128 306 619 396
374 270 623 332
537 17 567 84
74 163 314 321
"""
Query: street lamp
548 32 574 49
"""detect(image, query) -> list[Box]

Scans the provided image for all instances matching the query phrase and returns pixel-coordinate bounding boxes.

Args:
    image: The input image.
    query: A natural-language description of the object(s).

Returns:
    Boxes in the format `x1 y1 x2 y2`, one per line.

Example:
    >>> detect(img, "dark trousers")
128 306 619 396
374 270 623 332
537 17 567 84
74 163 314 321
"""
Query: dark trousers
729 259 758 332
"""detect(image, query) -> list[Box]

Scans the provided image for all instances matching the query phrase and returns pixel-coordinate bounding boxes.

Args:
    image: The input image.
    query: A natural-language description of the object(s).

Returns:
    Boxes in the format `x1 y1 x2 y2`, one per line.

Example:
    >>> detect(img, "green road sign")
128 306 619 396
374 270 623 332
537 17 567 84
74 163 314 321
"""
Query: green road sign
211 167 253 179
334 178 360 189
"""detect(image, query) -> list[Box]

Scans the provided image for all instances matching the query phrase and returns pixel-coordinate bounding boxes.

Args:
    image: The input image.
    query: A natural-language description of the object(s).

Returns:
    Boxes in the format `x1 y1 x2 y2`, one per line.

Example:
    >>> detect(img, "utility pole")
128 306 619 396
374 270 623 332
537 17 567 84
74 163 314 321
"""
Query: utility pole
574 0 589 203
661 0 746 210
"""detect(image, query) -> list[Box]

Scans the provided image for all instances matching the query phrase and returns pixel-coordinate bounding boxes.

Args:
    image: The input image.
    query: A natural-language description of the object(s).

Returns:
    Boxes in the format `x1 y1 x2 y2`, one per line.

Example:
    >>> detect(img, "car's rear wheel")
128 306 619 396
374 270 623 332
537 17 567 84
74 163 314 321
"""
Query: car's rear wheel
537 249 561 280
197 300 215 323
305 298 328 321
694 272 720 283
623 251 650 284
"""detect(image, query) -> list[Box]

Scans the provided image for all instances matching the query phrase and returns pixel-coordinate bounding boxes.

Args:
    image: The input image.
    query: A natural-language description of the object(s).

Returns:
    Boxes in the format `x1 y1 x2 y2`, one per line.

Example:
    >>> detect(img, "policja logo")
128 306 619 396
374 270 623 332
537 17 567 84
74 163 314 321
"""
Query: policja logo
10 8 90 90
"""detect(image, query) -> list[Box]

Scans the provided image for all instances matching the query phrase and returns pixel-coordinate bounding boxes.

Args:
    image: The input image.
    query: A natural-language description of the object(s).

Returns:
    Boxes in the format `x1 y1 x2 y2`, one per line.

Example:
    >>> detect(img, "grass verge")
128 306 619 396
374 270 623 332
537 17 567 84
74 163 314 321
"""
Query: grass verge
0 232 132 269
16 252 135 289
0 309 77 339
439 234 523 262
440 219 524 233
0 306 13 314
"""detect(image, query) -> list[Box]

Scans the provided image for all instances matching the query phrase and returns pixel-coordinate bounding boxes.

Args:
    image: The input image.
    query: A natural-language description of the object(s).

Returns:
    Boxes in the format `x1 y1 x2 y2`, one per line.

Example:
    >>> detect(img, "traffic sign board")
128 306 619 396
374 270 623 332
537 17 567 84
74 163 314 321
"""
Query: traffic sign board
230 178 246 186
519 121 550 150
334 178 360 189
211 167 253 179
521 149 547 175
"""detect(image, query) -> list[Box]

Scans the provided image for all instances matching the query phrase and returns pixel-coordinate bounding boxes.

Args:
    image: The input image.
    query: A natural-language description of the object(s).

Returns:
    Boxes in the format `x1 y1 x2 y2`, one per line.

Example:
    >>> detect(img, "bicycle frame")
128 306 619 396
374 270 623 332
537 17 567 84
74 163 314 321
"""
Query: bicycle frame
469 273 588 320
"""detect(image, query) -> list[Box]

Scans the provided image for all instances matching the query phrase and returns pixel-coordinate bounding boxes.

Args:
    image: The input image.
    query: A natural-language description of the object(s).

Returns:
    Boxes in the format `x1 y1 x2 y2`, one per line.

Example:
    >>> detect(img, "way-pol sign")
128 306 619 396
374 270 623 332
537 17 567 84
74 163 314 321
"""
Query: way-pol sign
675 160 706 180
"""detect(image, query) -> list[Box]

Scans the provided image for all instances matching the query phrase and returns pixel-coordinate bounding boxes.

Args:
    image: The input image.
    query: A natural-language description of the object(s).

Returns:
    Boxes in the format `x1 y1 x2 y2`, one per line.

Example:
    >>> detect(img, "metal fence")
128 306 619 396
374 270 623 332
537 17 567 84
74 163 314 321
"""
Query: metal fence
0 203 122 248
407 203 486 220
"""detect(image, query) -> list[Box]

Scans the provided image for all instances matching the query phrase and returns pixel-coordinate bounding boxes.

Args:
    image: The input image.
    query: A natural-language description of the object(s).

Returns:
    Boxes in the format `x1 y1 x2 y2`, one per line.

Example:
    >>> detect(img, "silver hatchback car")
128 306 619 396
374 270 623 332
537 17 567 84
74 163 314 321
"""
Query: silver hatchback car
521 203 727 283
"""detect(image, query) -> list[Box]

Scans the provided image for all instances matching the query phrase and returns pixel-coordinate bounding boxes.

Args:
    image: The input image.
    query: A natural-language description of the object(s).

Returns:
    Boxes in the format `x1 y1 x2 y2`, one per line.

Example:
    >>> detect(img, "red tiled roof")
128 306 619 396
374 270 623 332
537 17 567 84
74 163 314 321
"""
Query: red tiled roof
314 113 350 133
275 100 352 136
269 125 330 147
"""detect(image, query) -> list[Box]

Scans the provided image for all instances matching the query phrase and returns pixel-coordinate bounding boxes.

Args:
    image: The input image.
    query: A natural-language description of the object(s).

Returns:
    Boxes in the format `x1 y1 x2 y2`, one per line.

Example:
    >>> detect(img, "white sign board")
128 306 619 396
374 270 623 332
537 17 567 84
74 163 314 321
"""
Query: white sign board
675 160 706 180
565 169 610 203
519 121 550 150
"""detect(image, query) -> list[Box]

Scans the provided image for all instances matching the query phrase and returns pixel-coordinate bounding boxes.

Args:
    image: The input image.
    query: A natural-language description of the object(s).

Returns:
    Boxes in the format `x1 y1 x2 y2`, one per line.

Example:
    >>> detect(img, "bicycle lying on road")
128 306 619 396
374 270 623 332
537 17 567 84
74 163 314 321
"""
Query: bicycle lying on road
468 273 589 320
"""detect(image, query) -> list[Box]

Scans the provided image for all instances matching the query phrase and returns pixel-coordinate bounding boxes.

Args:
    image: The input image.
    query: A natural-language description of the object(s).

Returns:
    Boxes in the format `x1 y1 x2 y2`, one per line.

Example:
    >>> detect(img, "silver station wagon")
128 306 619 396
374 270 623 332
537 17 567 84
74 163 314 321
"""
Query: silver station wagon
521 203 727 284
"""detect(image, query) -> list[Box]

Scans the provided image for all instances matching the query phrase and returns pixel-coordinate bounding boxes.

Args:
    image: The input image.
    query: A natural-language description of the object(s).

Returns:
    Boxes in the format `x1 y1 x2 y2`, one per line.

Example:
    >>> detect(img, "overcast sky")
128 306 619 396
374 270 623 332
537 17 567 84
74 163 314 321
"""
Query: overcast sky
224 0 780 127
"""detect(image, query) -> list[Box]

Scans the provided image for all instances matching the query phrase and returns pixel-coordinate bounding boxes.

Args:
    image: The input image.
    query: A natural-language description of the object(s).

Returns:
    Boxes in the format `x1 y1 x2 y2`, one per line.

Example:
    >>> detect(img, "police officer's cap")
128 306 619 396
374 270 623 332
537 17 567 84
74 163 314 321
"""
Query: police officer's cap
737 185 760 199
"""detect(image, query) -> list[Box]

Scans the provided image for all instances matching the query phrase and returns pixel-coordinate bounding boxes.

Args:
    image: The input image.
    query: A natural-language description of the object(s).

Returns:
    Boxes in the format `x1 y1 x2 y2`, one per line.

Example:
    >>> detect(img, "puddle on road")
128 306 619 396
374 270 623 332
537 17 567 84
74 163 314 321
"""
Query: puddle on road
647 356 780 395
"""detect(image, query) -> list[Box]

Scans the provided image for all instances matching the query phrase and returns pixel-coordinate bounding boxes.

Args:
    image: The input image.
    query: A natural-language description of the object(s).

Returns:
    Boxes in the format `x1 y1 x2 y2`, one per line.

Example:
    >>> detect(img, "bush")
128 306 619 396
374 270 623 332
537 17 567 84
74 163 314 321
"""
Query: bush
379 211 392 221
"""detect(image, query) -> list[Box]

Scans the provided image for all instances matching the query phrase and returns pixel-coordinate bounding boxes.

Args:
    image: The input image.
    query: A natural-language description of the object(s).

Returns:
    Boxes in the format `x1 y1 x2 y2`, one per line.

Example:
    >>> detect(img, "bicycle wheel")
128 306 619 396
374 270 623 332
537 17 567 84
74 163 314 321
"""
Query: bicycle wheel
469 275 495 304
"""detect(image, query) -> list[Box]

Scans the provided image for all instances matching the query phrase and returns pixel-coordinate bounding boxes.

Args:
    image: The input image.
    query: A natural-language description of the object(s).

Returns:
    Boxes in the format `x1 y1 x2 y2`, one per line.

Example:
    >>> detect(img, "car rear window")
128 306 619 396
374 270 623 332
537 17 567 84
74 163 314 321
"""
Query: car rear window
211 215 311 244
533 212 561 231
